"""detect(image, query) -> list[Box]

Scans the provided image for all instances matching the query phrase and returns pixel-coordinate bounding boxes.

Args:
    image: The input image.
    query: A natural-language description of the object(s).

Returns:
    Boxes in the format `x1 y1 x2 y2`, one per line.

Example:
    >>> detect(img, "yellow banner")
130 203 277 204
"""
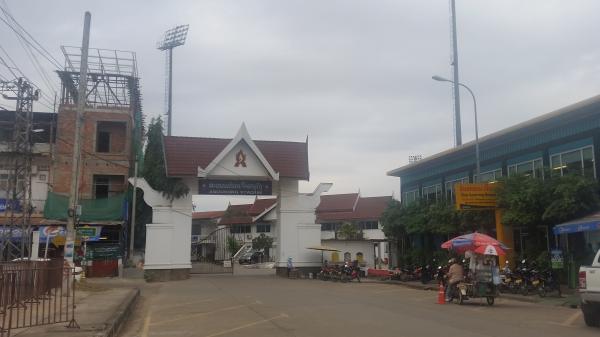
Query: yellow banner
454 183 497 210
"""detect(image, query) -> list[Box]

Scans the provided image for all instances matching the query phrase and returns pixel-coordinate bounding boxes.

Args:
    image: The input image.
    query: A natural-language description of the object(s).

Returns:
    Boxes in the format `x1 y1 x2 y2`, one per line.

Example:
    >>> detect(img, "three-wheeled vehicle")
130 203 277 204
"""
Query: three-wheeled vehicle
442 233 507 306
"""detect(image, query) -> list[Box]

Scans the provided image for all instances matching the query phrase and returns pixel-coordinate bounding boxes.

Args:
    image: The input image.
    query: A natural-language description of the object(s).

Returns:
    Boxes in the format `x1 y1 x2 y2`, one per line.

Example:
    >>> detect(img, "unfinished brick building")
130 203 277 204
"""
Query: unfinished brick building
42 48 143 275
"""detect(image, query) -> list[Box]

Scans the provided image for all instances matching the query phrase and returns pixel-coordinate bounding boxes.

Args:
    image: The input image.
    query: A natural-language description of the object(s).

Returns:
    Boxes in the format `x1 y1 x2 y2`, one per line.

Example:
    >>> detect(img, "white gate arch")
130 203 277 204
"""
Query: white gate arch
132 124 331 281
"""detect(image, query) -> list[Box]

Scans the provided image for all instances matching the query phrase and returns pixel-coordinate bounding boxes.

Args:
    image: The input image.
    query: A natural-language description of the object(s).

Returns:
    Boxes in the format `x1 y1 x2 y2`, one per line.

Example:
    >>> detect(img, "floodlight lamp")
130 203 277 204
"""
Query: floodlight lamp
157 24 189 50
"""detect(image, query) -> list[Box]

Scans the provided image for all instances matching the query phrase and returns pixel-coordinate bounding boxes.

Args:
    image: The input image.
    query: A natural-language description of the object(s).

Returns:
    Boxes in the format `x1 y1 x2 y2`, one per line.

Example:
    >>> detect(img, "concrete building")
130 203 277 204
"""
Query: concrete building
316 193 392 268
0 111 56 226
387 95 600 258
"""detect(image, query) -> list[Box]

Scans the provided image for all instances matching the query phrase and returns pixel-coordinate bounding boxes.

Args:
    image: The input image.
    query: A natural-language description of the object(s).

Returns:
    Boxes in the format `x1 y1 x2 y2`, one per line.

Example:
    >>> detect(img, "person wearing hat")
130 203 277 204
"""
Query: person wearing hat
445 258 464 301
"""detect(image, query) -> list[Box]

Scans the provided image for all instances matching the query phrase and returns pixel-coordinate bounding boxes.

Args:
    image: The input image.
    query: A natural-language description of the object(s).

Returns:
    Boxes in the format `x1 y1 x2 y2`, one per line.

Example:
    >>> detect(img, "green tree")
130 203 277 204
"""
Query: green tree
142 117 189 200
495 174 550 228
543 175 599 223
226 236 241 256
252 233 274 260
381 199 406 240
336 222 363 240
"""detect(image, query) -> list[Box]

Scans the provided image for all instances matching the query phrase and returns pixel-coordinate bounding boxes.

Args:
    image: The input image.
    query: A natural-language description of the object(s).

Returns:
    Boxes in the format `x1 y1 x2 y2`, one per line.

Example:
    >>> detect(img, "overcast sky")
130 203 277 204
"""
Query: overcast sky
1 1 600 210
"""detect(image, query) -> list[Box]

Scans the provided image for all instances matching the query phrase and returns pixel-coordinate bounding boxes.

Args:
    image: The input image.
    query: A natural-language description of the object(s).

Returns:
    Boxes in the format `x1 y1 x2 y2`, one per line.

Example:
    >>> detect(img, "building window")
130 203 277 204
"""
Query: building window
445 176 469 200
321 223 340 231
422 184 442 201
551 146 595 178
507 158 543 178
344 252 351 262
93 175 125 199
403 189 419 204
230 225 251 234
256 224 271 233
477 169 502 183
96 121 126 153
358 221 378 230
96 131 111 153
356 252 364 263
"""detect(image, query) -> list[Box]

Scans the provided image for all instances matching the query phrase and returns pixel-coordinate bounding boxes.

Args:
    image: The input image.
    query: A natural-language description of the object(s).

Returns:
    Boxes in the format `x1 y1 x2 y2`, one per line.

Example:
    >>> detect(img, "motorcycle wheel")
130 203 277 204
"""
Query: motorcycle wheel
458 291 465 305
521 285 529 296
538 287 546 298
486 297 495 306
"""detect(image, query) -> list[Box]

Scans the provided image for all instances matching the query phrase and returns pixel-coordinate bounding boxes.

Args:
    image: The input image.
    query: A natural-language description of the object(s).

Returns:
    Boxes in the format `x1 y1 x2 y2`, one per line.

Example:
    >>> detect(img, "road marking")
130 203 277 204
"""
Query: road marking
152 298 214 311
141 310 152 337
201 313 289 337
150 304 246 326
561 311 582 327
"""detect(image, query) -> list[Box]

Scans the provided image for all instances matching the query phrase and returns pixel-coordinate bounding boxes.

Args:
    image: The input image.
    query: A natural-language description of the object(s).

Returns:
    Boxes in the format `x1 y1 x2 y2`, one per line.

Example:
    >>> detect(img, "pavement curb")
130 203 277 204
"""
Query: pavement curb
93 287 140 337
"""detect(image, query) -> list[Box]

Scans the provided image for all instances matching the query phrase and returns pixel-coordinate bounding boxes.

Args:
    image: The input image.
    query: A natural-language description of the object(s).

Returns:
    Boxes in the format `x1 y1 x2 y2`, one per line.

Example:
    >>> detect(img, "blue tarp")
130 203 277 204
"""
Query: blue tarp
553 212 600 235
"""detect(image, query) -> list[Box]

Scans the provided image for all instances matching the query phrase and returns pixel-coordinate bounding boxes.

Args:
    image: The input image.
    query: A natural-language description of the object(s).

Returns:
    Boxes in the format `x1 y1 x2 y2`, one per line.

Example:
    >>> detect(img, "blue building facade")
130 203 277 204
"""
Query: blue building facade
387 95 600 257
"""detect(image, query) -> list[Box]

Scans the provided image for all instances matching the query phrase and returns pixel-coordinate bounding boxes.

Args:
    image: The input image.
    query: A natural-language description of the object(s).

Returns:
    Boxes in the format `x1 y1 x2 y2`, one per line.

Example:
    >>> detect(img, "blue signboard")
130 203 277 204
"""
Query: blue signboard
0 199 21 212
553 221 600 235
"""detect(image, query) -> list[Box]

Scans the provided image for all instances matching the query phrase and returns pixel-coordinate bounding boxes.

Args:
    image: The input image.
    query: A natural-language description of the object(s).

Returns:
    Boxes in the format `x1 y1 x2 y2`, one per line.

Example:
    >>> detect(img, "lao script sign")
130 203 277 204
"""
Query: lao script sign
455 183 497 210
198 179 273 196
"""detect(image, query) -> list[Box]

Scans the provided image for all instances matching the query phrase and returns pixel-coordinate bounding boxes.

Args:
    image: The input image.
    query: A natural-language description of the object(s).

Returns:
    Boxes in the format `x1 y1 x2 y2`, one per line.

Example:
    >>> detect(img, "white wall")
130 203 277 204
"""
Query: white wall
275 178 325 268
209 142 270 178
323 241 376 268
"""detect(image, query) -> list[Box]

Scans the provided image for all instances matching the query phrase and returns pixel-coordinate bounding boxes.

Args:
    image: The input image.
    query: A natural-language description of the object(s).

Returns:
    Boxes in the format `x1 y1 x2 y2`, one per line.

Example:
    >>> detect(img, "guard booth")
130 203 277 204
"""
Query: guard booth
134 124 331 281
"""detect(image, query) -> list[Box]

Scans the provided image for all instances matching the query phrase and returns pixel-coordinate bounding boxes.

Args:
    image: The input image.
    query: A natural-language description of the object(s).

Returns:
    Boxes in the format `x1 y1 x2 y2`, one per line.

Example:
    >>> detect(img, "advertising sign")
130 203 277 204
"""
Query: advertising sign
0 199 21 212
198 179 272 196
455 183 497 210
551 249 564 269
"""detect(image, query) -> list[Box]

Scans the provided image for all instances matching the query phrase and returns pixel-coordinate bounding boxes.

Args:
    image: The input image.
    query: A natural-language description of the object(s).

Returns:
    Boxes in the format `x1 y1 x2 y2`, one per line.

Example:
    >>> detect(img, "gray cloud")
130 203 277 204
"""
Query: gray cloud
2 0 600 205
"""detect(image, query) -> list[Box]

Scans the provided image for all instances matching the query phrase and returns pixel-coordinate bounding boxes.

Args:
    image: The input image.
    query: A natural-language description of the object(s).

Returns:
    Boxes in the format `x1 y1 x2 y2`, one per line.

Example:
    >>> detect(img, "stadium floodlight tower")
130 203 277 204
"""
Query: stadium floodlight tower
157 24 189 136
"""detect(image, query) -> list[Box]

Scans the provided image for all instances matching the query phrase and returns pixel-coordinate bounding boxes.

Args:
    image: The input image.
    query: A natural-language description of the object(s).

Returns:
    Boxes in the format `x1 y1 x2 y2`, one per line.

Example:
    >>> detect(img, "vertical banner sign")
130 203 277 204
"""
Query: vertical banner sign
454 183 497 210
551 249 564 269
65 239 75 262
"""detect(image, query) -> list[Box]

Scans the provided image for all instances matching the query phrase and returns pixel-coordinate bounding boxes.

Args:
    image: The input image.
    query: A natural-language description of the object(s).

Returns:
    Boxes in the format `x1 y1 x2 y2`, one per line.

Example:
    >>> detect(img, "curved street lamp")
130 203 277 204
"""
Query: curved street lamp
432 75 480 182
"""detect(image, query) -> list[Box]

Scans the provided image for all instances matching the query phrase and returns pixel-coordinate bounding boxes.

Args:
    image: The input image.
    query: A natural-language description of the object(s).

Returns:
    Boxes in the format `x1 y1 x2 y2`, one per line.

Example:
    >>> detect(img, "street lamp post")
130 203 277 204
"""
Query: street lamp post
432 75 480 181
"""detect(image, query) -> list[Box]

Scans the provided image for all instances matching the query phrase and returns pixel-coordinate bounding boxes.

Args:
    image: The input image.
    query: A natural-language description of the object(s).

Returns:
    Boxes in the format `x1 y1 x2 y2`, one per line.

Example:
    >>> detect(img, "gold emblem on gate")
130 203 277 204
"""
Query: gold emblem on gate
234 150 247 167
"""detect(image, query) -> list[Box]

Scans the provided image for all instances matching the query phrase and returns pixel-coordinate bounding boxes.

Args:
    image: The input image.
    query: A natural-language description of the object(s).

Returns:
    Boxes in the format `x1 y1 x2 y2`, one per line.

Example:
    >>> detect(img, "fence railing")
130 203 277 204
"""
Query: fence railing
0 259 78 337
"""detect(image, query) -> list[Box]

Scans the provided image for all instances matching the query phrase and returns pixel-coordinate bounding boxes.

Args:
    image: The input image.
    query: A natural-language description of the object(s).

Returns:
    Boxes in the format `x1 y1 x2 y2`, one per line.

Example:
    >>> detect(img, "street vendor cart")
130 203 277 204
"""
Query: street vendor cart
442 233 507 306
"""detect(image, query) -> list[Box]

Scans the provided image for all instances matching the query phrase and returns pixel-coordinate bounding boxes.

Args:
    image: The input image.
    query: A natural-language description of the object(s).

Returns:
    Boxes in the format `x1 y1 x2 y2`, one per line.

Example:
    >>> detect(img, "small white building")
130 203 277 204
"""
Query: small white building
192 197 278 259
316 193 391 269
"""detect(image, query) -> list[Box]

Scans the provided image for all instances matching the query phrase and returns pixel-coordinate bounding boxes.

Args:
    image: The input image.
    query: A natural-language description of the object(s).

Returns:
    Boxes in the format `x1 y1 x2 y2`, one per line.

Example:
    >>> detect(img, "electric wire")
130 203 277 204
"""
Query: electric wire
0 5 62 69
0 2 58 97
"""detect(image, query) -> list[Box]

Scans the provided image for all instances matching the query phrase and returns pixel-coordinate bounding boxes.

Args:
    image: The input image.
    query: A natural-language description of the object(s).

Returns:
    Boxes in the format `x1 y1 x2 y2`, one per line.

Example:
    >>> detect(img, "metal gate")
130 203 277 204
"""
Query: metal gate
191 227 233 274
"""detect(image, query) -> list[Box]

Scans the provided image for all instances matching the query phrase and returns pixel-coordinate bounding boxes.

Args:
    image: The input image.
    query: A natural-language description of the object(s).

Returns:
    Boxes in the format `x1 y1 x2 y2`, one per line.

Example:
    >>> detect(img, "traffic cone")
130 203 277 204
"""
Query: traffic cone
437 282 445 305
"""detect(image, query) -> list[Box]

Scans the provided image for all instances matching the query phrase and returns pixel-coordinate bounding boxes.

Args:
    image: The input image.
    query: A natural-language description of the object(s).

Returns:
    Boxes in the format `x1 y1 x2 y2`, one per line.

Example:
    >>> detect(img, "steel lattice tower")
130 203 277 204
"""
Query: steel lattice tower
0 78 39 261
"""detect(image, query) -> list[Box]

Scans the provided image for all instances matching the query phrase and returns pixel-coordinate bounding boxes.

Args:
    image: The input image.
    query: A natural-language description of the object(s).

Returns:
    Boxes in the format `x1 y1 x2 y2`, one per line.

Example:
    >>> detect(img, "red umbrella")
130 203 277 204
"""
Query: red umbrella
441 232 508 254
474 244 506 256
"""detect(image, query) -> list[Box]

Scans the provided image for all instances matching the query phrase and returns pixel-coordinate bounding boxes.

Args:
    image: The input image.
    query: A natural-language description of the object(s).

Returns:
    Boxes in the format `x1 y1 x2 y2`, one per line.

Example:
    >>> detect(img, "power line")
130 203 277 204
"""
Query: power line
0 5 62 69
0 2 58 109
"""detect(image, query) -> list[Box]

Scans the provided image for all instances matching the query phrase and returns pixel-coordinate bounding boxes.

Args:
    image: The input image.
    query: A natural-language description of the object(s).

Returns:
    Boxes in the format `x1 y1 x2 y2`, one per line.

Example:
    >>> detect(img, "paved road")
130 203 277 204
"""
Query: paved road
121 273 594 337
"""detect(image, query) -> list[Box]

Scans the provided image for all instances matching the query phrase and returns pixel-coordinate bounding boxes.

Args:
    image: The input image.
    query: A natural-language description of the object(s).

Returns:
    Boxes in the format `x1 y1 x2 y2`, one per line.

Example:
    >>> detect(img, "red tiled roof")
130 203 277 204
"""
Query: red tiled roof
316 193 359 213
248 198 277 216
217 198 277 225
163 136 309 179
192 211 225 220
218 216 254 225
316 196 392 222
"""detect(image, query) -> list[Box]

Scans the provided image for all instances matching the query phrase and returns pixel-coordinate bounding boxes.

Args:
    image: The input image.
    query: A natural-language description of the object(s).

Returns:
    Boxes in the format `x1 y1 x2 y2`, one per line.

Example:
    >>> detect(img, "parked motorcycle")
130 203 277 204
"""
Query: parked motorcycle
537 269 561 297
341 261 361 283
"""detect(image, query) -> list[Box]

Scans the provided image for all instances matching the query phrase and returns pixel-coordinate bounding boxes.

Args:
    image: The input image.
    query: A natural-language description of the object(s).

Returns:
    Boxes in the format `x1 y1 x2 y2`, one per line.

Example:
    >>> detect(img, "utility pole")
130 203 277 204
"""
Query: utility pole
450 0 462 146
129 158 138 262
64 12 91 264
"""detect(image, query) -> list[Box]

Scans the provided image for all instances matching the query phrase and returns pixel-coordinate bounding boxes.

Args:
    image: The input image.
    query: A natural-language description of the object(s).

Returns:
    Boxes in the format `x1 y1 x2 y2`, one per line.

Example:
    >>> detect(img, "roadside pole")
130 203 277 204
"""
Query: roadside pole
129 158 138 263
64 12 91 265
